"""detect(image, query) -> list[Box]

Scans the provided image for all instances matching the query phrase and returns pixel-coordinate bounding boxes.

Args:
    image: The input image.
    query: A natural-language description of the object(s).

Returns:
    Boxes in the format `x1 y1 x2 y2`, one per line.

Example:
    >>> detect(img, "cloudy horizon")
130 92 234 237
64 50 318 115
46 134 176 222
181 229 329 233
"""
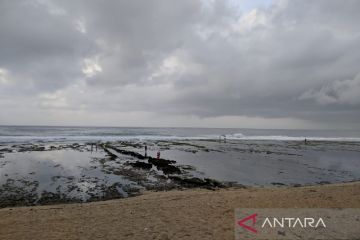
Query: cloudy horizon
1 0 360 129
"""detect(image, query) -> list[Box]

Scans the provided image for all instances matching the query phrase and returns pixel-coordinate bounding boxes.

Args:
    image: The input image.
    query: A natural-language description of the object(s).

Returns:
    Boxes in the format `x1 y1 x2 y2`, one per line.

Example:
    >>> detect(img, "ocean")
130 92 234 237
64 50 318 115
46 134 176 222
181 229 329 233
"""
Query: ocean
1 125 360 143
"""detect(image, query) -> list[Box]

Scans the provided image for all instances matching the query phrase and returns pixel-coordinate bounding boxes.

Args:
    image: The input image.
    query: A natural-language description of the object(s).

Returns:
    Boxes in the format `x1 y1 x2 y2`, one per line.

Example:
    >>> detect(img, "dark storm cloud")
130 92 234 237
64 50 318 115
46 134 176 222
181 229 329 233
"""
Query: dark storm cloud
0 0 359 128
0 0 96 93
55 0 205 86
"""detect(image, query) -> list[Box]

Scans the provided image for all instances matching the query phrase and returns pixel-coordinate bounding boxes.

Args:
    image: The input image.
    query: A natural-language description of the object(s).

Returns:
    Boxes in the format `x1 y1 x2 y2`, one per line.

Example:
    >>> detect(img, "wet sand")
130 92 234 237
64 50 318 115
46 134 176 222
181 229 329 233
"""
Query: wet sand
1 182 359 240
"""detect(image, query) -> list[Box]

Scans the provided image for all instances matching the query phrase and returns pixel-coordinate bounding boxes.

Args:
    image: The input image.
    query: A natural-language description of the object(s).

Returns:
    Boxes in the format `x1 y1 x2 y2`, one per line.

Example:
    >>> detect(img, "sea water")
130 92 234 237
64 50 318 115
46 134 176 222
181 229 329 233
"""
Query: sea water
1 126 360 143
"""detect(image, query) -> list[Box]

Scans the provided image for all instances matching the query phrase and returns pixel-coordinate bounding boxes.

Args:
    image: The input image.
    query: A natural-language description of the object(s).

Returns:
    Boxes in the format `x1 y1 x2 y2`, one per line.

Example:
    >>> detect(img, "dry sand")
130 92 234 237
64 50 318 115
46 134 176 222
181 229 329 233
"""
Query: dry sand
1 182 360 240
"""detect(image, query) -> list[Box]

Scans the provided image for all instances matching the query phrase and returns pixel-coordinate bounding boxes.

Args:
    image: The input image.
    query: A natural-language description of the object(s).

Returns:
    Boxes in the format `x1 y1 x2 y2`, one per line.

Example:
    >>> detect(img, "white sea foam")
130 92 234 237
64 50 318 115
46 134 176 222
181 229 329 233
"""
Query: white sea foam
225 133 360 142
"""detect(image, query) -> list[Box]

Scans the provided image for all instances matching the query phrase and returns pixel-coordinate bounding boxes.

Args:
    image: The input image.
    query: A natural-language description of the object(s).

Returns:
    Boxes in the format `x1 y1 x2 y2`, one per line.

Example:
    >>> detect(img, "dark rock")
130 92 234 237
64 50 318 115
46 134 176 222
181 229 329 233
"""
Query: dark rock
38 191 64 205
204 178 223 188
148 157 176 166
17 145 46 152
49 146 57 150
129 161 153 170
271 182 286 186
148 158 181 174
169 176 224 189
107 146 147 160
0 148 13 153
102 183 125 200
103 148 117 160
316 181 331 185
180 165 196 171
71 143 80 148
161 165 182 175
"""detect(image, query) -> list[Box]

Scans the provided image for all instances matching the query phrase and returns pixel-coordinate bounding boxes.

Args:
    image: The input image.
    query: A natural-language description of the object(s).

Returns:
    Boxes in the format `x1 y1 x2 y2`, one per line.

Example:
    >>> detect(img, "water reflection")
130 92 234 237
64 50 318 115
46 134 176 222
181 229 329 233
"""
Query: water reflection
119 139 360 186
1 140 360 207
0 149 141 202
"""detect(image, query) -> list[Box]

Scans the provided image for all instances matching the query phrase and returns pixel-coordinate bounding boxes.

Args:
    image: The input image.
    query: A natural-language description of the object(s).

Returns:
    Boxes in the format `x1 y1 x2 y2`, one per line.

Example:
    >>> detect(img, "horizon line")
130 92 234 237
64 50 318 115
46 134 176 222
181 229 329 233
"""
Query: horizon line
0 124 358 131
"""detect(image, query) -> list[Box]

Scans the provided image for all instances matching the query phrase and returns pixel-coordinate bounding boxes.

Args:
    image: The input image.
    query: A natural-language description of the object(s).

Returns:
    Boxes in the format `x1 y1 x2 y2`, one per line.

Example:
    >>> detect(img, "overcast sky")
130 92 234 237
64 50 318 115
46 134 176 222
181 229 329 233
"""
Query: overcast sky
0 0 359 129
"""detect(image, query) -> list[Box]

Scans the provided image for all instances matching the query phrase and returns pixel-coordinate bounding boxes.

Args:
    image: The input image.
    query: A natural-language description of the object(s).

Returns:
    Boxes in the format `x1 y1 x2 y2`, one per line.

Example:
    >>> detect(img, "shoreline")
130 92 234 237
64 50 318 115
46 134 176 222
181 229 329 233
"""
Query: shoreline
1 182 360 239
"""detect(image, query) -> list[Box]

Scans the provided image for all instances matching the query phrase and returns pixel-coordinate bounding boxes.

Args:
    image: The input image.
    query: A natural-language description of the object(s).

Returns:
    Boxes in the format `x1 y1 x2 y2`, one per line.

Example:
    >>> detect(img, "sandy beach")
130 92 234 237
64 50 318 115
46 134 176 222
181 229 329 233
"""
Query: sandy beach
1 182 359 240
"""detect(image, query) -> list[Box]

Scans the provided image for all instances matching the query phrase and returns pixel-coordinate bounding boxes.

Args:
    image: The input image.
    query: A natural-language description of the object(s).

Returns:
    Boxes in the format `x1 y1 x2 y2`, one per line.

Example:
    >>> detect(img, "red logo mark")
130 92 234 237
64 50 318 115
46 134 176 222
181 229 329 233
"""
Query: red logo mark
238 213 258 233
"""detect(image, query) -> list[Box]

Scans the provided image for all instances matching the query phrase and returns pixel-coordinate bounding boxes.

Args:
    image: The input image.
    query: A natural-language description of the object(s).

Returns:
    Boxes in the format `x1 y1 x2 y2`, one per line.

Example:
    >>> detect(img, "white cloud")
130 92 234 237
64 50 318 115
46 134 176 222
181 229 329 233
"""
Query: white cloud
233 9 268 33
0 68 9 84
149 49 203 83
33 0 67 16
37 91 69 109
82 57 102 78
75 18 87 34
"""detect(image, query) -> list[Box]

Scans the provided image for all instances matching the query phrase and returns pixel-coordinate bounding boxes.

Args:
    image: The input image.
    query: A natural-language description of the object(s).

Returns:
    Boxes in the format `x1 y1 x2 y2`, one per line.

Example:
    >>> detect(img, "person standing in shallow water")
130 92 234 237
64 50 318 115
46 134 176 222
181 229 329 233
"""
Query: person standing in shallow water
144 145 148 157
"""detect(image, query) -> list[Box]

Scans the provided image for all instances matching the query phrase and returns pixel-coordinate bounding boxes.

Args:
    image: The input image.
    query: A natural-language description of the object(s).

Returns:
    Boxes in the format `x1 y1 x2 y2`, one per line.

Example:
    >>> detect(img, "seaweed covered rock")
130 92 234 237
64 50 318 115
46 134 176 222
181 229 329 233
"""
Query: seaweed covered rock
37 191 73 205
102 148 117 160
107 146 147 160
18 145 46 152
169 176 224 189
148 157 181 174
129 161 153 170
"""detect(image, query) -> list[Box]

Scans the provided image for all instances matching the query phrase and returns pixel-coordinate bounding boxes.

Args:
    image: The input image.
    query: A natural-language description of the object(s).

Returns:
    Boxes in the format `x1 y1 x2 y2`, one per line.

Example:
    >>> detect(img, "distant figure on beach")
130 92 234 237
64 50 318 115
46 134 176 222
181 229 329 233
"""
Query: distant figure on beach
90 143 97 152
305 138 307 144
144 145 148 157
157 151 160 159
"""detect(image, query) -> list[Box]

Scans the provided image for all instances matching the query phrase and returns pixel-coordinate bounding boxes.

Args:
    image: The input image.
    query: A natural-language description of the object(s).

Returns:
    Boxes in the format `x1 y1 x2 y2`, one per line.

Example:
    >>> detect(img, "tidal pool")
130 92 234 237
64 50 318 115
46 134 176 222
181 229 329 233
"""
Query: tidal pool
1 140 360 207
0 147 143 206
120 139 360 186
